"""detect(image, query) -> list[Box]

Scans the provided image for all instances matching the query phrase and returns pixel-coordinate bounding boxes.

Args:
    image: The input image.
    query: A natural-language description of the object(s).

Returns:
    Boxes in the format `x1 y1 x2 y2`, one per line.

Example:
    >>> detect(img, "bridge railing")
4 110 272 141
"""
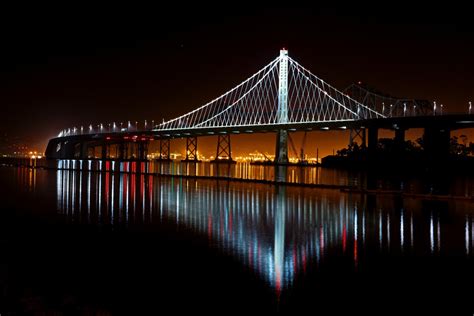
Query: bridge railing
56 120 158 138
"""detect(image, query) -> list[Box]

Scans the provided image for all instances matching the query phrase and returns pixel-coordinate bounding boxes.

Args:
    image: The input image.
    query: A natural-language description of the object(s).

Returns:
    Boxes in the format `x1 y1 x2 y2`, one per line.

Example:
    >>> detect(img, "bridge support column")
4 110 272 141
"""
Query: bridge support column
274 49 289 165
86 146 93 159
123 142 134 160
182 137 200 162
73 142 81 159
368 127 378 154
60 141 76 159
101 143 107 160
349 128 366 147
212 134 235 163
394 128 406 152
107 143 112 159
395 128 405 143
275 130 289 164
130 142 139 160
423 128 450 160
159 139 171 161
138 141 149 160
118 142 125 160
80 142 88 159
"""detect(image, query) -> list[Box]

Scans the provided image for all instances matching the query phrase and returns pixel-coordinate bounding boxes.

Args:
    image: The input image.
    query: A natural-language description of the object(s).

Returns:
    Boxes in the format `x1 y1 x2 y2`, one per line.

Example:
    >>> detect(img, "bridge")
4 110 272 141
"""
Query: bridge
45 49 474 163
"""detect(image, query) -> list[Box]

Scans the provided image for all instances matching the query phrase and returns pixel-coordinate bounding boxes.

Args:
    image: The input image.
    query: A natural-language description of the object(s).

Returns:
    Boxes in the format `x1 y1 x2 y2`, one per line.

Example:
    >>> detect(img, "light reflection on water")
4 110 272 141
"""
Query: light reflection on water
50 165 474 293
56 159 357 186
49 159 474 196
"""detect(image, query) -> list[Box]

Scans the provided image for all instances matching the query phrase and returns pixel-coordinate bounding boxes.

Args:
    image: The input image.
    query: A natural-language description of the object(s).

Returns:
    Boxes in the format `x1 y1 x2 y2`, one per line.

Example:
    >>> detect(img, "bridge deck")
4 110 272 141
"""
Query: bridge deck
48 114 474 143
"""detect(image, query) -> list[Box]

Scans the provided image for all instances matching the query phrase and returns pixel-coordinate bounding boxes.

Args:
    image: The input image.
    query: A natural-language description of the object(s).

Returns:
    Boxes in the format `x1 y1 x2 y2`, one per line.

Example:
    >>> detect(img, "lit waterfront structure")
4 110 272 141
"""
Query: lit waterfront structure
47 50 471 167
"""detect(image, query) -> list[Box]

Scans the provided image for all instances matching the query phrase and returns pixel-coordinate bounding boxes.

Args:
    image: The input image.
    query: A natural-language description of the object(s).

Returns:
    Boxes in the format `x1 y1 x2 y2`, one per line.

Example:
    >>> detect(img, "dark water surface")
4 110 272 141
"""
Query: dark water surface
0 164 473 314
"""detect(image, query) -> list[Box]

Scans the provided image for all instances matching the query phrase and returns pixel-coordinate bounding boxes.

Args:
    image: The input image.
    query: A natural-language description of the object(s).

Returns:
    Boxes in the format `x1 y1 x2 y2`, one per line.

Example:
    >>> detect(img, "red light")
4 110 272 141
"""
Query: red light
106 137 111 140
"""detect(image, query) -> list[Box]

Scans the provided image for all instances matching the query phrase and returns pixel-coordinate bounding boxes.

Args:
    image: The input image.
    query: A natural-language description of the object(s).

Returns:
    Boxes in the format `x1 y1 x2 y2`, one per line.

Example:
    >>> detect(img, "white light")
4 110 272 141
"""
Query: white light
465 215 470 255
430 214 434 253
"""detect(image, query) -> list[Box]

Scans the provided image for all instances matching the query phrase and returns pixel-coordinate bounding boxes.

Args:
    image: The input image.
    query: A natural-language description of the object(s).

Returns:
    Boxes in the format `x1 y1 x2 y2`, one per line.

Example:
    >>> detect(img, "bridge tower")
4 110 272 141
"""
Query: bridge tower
275 49 289 164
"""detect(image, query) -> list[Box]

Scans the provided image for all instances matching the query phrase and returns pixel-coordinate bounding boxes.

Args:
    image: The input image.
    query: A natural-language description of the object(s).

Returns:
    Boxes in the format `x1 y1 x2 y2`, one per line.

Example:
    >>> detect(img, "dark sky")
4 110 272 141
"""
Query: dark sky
1 4 473 154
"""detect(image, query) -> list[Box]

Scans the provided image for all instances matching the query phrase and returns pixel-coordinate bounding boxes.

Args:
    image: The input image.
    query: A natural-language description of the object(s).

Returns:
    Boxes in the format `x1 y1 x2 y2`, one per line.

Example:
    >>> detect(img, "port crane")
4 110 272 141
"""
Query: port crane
288 131 308 164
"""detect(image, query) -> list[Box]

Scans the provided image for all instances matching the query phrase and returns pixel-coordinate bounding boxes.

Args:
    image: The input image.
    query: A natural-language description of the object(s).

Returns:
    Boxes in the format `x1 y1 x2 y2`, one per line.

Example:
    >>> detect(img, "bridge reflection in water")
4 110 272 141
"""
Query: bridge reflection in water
54 163 474 294
54 159 356 186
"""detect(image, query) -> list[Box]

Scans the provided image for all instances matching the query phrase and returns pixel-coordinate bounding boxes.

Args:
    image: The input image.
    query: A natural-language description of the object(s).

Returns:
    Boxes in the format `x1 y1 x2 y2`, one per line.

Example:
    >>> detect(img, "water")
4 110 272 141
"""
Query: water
0 164 473 313
45 159 357 186
15 158 474 195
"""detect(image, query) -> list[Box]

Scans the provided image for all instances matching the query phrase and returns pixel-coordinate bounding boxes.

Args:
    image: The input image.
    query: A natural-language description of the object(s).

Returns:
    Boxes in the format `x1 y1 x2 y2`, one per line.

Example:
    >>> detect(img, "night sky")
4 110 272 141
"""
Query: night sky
1 4 473 156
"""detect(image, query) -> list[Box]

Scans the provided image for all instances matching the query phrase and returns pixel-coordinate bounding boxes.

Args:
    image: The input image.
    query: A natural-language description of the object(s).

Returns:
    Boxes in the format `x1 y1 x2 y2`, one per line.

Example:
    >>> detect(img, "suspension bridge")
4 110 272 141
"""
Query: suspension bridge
46 49 474 163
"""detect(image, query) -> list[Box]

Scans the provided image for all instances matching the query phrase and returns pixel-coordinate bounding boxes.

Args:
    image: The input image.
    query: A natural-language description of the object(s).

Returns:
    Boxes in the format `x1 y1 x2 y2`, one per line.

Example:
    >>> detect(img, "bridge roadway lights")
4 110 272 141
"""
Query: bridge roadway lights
211 134 236 164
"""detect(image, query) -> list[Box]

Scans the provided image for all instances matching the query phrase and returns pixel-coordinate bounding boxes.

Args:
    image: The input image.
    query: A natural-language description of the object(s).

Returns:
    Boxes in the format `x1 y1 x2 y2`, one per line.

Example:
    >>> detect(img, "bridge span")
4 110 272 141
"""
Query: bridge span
45 114 474 162
45 50 473 163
